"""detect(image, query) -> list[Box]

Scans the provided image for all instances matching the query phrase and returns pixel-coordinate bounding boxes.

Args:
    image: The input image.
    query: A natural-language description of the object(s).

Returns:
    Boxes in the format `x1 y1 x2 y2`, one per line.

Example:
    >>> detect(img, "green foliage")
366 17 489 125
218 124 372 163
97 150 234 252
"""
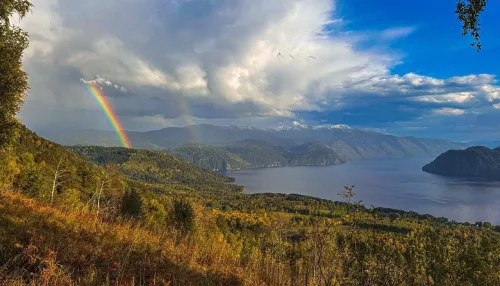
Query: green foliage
0 0 32 147
70 146 243 193
14 152 45 198
456 0 488 51
121 189 143 218
145 198 167 228
0 149 19 189
56 188 82 209
172 199 195 234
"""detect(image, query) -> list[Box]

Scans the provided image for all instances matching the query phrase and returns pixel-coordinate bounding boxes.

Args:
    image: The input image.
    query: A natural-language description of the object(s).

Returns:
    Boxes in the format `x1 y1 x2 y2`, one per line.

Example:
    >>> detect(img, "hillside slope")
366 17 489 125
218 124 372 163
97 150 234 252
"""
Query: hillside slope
167 144 252 171
69 146 241 191
1 126 241 204
170 140 346 171
0 192 244 285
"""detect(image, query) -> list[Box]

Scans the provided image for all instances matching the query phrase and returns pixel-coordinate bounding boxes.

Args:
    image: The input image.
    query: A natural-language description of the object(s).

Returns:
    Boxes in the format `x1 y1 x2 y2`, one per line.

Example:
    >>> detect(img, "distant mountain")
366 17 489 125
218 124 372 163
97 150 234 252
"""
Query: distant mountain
46 124 467 165
170 140 346 171
422 146 500 180
467 140 500 149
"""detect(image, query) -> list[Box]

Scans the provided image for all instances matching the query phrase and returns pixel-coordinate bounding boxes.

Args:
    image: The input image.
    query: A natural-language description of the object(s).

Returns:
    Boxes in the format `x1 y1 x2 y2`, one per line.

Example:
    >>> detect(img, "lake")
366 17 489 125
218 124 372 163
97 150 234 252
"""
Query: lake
225 158 500 224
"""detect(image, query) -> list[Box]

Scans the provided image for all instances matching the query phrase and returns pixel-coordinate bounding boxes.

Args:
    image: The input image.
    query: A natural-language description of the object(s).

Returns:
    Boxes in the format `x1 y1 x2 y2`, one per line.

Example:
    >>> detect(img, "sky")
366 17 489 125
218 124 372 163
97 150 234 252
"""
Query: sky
16 0 500 142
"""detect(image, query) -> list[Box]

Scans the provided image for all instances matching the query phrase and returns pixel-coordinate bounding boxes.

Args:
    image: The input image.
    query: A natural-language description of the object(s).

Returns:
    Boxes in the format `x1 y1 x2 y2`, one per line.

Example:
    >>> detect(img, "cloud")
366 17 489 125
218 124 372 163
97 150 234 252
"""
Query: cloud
14 0 500 141
432 108 465 116
18 0 398 130
381 27 416 40
415 92 476 104
80 76 128 92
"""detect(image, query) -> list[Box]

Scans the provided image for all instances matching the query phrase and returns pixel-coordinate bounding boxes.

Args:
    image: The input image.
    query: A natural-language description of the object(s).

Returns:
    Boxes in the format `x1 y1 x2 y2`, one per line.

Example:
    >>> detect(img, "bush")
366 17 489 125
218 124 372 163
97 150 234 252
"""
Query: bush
172 199 195 234
57 188 82 209
145 199 167 229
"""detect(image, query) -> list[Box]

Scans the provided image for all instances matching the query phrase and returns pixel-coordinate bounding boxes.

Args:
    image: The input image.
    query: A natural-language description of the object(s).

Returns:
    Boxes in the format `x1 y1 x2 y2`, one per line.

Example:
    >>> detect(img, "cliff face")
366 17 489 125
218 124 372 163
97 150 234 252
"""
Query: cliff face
422 146 500 180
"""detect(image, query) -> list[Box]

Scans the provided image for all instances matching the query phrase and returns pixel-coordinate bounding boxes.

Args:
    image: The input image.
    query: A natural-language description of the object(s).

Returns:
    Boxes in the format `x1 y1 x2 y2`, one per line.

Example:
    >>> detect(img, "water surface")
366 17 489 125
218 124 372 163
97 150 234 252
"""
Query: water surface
226 158 500 224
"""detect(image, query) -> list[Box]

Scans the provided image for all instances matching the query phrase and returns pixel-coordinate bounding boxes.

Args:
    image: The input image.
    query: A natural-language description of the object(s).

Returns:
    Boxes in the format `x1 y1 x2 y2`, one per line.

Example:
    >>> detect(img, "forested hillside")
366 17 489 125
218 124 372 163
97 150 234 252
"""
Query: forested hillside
423 146 500 179
1 126 500 285
170 144 253 171
171 140 346 171
69 145 241 190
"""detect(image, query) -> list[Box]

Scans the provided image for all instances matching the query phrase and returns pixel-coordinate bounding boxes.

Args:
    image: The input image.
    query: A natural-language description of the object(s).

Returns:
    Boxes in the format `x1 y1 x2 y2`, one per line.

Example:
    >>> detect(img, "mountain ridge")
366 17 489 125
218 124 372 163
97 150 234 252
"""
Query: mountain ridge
43 124 467 169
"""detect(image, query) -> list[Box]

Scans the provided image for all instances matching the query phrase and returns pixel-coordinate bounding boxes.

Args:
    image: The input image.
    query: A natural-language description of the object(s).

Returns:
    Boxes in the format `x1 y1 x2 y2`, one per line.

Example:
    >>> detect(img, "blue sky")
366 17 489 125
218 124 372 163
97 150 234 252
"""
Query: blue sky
302 0 500 140
17 0 500 142
338 0 500 77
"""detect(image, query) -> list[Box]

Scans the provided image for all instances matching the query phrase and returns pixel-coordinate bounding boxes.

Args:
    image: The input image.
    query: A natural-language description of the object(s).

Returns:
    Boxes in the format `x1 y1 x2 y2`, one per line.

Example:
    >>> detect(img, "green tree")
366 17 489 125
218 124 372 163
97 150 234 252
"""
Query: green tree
145 199 167 229
121 189 143 218
14 152 44 198
0 0 32 147
0 149 19 190
172 199 195 234
57 188 83 209
456 0 488 51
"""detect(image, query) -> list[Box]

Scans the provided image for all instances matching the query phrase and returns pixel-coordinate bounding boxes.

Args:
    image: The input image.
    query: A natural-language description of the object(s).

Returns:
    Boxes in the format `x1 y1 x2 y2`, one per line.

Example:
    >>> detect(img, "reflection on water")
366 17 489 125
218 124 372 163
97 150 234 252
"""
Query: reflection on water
225 158 500 224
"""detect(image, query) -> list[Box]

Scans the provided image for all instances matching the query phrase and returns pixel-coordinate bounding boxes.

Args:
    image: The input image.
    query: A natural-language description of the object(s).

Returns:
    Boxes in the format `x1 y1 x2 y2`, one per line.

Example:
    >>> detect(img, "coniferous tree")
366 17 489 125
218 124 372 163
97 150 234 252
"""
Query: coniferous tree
172 199 195 234
121 189 143 218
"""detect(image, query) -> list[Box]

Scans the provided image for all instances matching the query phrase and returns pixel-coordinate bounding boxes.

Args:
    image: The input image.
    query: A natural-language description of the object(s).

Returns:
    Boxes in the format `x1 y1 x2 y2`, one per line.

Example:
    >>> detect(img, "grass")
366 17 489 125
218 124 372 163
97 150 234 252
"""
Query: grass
0 191 250 285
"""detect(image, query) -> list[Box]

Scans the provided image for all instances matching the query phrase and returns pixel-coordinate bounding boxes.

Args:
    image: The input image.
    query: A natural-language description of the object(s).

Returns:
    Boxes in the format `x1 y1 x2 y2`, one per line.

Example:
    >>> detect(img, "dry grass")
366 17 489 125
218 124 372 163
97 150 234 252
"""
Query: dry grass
0 191 259 285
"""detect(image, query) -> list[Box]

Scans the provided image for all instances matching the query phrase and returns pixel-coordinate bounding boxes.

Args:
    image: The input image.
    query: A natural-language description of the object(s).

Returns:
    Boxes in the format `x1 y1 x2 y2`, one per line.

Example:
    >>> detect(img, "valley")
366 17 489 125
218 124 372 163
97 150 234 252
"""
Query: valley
46 124 467 171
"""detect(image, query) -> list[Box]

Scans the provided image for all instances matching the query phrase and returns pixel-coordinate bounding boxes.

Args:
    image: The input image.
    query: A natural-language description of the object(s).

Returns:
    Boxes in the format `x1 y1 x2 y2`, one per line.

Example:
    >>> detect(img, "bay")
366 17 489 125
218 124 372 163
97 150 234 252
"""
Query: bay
225 158 500 224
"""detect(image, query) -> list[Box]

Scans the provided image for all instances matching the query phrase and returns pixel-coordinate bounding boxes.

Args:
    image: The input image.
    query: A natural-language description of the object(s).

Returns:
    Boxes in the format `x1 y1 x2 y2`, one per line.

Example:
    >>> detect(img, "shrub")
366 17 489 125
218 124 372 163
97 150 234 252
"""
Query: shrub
172 199 195 234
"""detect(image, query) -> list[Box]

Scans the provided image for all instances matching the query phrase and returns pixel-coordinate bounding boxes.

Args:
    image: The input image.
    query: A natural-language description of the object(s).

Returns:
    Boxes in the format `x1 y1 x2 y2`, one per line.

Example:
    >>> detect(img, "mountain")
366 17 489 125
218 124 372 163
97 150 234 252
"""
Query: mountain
45 124 467 163
422 146 500 180
467 140 500 149
170 140 346 171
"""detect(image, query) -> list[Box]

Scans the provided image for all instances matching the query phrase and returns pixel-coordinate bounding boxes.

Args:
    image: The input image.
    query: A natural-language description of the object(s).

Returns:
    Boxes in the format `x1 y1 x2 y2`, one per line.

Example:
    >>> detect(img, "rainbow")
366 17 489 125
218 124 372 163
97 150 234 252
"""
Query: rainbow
85 84 132 148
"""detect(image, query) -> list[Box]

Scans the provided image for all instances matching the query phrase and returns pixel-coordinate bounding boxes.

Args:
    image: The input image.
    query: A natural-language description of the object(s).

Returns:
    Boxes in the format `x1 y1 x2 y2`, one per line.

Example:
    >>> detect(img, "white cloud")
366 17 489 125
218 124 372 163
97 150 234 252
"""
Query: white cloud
432 108 465 116
493 103 500 109
381 27 416 40
482 85 500 101
415 92 476 103
80 76 128 92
